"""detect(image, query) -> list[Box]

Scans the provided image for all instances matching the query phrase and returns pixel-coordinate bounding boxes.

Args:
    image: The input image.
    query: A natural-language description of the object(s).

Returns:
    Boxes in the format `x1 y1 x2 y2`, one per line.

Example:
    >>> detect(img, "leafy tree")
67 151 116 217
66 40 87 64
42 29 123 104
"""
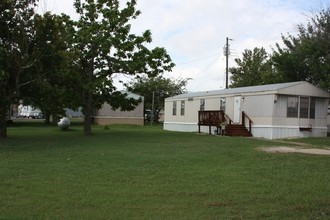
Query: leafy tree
125 75 189 123
72 0 174 135
22 12 80 124
272 8 330 91
229 47 278 88
0 0 37 138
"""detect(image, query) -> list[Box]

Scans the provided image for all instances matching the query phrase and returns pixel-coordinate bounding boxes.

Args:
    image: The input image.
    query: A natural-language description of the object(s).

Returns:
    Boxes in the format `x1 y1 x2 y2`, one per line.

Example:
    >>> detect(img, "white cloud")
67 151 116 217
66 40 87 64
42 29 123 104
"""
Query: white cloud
38 0 328 91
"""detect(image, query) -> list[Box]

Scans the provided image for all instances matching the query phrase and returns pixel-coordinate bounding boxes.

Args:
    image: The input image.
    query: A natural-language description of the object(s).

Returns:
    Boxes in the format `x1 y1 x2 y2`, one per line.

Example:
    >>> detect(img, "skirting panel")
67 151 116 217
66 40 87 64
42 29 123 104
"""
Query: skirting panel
164 122 219 134
163 122 198 132
164 122 328 139
252 126 328 139
94 117 144 126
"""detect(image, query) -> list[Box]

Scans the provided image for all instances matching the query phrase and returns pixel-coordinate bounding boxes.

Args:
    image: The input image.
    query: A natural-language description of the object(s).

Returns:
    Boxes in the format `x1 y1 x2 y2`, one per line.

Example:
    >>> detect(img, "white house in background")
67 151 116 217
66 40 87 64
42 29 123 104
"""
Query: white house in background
164 81 330 139
18 105 42 118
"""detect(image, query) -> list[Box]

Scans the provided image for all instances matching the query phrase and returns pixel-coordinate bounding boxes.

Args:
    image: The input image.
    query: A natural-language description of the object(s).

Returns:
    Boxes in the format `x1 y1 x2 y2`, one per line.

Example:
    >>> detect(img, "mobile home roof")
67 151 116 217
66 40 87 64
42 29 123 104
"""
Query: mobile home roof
167 81 329 100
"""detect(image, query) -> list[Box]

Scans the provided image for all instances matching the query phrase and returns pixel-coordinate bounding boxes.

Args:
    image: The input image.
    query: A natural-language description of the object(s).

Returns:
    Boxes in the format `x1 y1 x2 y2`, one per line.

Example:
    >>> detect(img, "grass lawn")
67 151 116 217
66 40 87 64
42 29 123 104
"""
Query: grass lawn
1 121 329 219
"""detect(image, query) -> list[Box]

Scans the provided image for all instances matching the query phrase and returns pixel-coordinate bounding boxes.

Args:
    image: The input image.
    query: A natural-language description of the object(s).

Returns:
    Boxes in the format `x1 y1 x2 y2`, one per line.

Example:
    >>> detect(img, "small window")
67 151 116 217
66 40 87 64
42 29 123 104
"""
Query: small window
200 99 205 111
172 101 177 116
287 96 298 118
299 97 309 118
309 98 315 119
220 97 226 112
180 101 185 116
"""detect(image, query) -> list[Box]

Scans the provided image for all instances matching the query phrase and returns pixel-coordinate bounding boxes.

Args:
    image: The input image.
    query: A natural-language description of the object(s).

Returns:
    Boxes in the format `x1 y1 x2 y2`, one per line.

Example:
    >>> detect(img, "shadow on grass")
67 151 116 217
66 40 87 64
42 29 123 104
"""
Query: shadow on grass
8 118 84 128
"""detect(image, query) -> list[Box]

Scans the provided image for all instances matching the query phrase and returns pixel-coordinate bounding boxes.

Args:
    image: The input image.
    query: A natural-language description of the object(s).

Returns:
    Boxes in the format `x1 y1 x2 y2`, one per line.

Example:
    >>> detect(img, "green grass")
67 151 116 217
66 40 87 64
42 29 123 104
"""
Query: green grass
1 122 330 219
284 137 330 149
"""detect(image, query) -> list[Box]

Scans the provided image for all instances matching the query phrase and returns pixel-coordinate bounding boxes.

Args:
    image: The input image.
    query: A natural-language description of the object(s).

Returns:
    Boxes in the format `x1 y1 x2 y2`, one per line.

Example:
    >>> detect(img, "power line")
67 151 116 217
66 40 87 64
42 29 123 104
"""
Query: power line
176 52 221 65
199 56 221 74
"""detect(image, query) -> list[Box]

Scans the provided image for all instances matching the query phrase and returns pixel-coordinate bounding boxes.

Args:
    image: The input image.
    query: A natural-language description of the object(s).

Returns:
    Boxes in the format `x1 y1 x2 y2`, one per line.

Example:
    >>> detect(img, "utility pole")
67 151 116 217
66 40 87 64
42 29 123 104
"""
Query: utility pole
224 37 233 89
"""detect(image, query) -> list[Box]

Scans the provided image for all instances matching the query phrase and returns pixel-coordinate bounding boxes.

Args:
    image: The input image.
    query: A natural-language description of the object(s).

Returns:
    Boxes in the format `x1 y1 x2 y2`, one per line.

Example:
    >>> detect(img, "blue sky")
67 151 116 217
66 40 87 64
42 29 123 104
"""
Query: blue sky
38 0 329 92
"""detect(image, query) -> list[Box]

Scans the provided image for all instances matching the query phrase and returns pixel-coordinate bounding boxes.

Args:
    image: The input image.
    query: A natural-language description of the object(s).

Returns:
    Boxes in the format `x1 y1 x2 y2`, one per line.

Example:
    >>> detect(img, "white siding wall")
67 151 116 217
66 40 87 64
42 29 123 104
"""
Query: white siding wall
164 98 199 132
241 95 275 125
262 95 329 139
164 96 222 132
164 91 329 139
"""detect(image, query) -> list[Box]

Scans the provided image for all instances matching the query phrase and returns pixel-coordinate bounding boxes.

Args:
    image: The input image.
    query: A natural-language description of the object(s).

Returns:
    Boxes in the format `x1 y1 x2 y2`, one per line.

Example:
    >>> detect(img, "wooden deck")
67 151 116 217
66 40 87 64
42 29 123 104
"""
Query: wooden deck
198 110 253 136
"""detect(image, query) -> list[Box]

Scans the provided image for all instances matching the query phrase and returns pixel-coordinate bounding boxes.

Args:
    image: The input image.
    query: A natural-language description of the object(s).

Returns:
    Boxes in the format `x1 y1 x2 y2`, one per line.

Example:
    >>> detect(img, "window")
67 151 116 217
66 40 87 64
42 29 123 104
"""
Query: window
220 97 226 112
287 96 317 119
200 99 205 111
299 97 309 118
180 101 185 115
172 101 177 116
287 96 298 117
309 98 315 119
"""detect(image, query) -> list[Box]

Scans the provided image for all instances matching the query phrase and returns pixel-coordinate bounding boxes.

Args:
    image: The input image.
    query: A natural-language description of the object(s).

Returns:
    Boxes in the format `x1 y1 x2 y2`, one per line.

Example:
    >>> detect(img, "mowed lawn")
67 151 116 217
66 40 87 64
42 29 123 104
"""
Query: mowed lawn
1 122 329 219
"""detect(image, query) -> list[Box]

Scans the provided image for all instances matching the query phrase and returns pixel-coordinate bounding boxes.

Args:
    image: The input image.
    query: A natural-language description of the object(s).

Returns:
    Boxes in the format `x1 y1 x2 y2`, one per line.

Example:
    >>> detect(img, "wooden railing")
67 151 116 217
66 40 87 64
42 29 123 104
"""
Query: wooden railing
198 110 252 135
198 110 232 134
224 113 232 125
242 111 253 133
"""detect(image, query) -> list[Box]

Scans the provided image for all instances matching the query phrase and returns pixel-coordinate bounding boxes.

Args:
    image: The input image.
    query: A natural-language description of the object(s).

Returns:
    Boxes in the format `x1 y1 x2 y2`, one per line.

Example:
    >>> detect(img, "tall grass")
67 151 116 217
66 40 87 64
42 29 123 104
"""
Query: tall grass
0 122 329 219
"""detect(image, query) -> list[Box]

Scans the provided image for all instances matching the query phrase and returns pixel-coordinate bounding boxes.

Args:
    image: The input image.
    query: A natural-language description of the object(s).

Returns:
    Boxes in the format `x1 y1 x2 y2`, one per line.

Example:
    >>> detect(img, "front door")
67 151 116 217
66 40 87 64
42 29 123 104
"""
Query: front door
233 96 241 123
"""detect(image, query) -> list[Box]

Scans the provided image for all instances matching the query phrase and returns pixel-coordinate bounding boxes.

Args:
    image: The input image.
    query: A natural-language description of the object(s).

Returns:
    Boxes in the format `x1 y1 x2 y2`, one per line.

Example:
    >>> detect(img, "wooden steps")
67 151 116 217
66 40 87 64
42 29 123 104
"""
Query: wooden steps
225 124 252 137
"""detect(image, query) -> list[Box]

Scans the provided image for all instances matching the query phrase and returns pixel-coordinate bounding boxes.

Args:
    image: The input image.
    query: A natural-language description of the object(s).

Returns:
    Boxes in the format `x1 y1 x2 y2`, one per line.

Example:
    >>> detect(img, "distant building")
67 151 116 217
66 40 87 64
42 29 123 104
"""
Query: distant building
65 107 83 118
18 105 42 118
94 92 144 126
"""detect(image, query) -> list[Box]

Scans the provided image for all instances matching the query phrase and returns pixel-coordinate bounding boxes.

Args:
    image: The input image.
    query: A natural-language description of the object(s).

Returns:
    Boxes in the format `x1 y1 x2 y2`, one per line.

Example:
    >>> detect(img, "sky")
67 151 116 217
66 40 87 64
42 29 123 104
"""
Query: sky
37 0 329 92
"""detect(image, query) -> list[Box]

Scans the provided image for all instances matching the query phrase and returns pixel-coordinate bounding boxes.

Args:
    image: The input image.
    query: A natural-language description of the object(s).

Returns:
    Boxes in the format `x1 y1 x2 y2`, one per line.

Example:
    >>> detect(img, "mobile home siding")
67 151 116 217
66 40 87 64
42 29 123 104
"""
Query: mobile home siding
164 82 330 139
164 95 223 132
94 101 144 126
94 92 144 126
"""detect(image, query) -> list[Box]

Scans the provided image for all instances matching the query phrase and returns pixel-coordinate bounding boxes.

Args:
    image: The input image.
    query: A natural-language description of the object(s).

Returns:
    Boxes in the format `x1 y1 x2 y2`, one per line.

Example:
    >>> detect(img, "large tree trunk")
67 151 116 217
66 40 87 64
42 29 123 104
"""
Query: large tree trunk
45 112 51 124
0 107 8 139
83 91 93 136
83 59 94 136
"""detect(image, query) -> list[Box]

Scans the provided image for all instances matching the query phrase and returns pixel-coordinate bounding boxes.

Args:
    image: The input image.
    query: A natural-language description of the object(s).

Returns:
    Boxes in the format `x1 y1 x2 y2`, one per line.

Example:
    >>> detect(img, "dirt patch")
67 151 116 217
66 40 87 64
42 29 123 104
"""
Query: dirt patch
261 146 330 155
261 140 330 155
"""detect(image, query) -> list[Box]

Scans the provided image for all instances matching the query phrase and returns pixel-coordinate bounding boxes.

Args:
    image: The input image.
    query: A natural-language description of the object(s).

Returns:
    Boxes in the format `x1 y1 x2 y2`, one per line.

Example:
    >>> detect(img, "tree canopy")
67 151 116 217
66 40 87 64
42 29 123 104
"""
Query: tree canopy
21 12 80 124
230 8 330 91
0 0 38 138
125 75 189 123
72 0 175 135
229 47 277 88
272 8 330 91
0 0 175 138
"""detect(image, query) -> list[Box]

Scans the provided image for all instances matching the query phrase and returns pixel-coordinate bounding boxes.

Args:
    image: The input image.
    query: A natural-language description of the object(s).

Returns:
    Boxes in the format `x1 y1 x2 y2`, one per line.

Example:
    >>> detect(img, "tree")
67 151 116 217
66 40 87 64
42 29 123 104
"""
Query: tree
272 8 330 91
229 47 278 88
22 12 80 124
0 0 37 138
125 75 189 123
72 0 174 135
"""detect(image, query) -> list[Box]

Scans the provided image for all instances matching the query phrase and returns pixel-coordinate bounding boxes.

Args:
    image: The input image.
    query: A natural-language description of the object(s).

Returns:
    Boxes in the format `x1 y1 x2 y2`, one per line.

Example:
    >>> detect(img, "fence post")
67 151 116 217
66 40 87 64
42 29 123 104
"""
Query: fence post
242 111 245 127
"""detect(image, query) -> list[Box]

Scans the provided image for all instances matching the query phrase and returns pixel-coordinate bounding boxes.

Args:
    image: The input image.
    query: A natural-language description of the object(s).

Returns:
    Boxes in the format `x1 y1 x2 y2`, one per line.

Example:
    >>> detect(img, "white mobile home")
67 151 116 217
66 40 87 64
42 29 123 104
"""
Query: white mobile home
164 81 330 139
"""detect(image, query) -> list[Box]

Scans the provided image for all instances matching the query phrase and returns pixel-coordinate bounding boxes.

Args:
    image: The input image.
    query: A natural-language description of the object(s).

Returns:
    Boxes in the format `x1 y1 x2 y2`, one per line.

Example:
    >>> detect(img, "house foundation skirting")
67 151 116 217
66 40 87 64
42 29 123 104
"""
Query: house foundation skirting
164 122 328 139
252 125 328 139
163 122 199 132
164 122 220 134
94 116 144 126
